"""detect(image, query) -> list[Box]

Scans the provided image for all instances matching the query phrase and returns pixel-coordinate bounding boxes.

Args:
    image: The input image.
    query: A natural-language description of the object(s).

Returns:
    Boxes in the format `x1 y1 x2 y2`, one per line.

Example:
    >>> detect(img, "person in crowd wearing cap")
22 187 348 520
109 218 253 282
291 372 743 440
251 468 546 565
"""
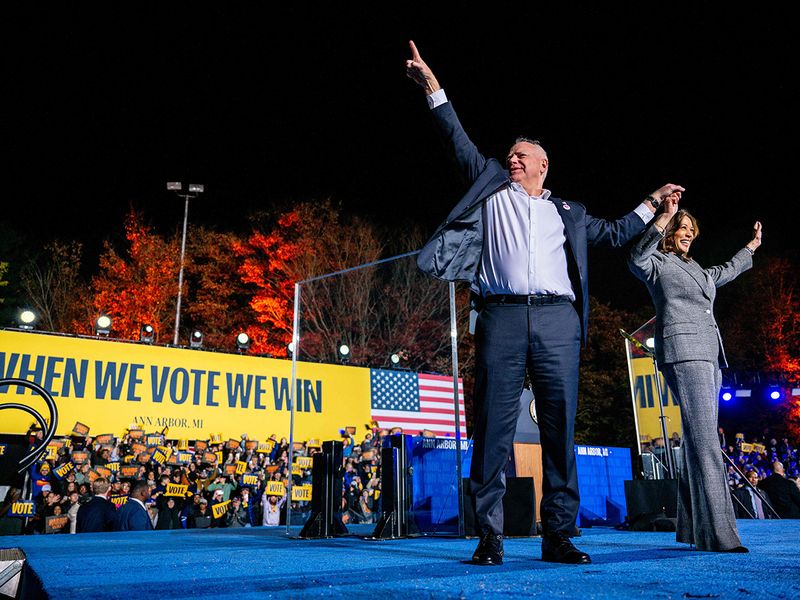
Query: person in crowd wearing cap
188 496 211 529
225 496 249 528
77 478 116 533
209 489 228 528
115 480 153 531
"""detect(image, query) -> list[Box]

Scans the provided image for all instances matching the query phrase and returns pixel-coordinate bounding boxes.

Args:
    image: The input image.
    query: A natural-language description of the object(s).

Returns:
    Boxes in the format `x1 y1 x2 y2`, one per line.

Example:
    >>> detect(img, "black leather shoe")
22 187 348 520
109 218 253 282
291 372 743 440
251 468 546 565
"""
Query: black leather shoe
541 532 591 564
472 532 504 565
721 545 749 553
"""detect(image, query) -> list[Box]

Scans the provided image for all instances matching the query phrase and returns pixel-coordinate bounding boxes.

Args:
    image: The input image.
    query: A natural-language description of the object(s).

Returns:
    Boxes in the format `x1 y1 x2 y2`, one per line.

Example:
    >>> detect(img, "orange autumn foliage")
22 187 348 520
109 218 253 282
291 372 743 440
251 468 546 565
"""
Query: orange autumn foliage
89 211 180 342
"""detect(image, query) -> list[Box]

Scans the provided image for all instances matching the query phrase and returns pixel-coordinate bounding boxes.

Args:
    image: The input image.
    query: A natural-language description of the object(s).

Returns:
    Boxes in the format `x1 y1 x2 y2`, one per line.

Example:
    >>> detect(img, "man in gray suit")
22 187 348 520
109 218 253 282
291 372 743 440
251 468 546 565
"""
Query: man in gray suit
629 198 762 552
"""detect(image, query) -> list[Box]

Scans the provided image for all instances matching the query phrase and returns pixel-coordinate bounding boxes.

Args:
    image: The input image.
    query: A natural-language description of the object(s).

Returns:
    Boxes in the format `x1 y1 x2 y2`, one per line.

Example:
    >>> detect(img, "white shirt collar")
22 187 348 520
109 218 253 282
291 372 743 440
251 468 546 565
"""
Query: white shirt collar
508 183 551 200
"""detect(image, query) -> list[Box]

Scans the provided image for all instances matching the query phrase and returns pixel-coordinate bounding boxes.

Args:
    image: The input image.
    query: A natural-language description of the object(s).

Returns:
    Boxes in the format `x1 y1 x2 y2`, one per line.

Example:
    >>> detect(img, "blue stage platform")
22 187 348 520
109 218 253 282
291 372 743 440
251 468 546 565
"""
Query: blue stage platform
4 521 799 599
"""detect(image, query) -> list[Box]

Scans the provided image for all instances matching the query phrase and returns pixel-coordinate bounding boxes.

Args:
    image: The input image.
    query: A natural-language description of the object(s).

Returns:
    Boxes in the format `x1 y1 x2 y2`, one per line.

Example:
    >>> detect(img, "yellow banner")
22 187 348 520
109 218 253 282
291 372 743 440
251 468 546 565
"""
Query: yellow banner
295 456 313 469
292 465 303 476
212 500 230 519
0 330 372 441
266 481 285 496
165 483 188 497
740 443 754 453
235 461 247 475
627 355 682 443
291 485 312 502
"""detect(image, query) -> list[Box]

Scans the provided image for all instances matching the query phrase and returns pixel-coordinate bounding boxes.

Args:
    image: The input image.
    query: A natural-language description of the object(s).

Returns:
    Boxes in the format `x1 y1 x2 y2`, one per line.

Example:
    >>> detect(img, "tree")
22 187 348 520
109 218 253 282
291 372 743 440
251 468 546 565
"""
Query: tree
234 201 463 372
87 210 180 341
719 256 800 438
0 261 8 305
20 241 88 333
183 227 255 352
575 298 646 447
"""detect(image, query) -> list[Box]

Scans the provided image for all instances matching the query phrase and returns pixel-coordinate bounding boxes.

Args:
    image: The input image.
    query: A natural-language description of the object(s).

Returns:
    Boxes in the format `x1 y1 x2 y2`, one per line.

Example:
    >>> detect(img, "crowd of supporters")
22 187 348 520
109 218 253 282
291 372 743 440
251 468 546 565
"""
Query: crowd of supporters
0 424 388 535
641 428 800 519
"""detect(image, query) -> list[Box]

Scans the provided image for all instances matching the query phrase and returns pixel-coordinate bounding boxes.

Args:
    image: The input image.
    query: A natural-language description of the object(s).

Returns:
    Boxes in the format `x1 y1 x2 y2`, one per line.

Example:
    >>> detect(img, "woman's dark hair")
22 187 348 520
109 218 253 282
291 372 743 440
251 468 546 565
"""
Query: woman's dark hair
659 209 700 258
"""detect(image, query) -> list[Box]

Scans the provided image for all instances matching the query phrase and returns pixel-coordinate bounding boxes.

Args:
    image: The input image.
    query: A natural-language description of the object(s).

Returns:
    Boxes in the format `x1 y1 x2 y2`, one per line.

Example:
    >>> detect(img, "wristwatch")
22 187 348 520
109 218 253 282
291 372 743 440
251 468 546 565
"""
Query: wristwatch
646 195 660 209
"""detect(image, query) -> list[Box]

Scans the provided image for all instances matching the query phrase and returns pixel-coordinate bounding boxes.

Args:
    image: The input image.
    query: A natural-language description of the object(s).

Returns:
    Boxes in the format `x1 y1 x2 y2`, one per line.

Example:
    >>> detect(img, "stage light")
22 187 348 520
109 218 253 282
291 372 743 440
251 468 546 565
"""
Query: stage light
140 324 155 344
188 184 204 193
287 341 295 357
338 343 350 363
721 390 733 402
19 309 37 330
390 353 401 366
645 337 655 349
236 332 251 352
190 330 203 349
769 388 782 401
167 182 182 191
95 315 112 336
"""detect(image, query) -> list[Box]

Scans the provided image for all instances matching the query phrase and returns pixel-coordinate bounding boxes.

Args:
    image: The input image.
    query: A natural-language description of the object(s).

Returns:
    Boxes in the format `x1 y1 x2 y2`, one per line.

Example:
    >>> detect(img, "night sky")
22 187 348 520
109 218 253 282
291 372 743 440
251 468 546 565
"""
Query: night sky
6 6 796 311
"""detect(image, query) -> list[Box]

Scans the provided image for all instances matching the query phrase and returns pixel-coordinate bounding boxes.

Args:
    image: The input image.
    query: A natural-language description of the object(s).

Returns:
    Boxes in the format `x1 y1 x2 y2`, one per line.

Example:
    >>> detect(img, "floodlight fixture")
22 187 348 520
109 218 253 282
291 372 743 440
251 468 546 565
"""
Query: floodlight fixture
188 184 204 193
19 309 37 330
167 182 182 191
95 315 112 336
236 332 251 352
140 324 155 344
645 337 655 349
190 330 204 349
390 353 401 366
338 343 350 363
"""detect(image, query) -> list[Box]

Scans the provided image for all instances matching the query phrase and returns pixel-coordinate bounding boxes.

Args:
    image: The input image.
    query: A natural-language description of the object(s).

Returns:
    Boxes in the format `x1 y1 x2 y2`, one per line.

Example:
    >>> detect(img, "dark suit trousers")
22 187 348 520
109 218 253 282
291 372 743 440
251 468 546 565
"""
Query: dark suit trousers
470 300 581 536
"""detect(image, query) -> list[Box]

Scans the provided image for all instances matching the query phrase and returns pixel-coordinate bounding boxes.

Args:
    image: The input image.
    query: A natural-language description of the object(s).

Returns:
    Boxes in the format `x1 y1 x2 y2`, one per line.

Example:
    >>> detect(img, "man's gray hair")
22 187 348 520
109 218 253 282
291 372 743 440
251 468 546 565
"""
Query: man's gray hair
514 137 547 157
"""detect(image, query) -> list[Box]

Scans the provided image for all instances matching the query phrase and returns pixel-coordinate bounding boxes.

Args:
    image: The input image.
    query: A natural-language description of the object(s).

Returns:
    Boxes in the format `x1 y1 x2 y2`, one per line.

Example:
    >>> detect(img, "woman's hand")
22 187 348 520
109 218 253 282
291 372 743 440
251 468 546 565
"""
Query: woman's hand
746 221 762 253
653 191 681 232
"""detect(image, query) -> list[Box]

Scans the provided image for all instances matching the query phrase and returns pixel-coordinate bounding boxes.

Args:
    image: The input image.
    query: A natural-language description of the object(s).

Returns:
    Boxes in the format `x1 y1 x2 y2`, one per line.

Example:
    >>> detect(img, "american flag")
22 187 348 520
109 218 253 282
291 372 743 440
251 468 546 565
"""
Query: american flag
370 369 466 437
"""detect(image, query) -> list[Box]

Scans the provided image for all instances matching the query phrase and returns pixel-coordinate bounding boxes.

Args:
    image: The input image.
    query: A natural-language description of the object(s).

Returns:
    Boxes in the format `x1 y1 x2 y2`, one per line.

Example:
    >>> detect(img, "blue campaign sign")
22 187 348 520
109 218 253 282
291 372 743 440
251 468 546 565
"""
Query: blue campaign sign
10 500 36 517
575 445 632 527
410 436 472 533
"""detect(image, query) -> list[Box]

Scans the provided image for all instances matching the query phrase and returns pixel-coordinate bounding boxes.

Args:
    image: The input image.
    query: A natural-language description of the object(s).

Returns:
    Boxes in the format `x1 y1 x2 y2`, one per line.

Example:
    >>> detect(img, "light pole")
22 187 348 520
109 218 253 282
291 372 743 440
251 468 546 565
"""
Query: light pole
167 182 204 346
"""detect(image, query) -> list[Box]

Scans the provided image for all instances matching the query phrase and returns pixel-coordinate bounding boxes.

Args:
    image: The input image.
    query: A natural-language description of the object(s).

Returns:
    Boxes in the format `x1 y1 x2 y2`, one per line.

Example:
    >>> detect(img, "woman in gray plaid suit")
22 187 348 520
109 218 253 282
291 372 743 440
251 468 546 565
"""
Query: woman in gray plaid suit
629 193 762 552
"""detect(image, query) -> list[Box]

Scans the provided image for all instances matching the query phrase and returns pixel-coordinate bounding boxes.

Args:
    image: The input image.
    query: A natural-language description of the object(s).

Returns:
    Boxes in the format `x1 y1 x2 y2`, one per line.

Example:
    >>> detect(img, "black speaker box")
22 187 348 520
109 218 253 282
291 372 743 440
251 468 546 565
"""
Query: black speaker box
624 479 678 531
462 477 538 537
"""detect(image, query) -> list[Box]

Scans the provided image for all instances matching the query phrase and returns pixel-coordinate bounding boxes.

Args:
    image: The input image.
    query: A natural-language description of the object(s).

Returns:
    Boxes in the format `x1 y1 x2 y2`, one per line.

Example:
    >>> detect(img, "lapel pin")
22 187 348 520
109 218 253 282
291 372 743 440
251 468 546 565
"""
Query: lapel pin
562 202 570 210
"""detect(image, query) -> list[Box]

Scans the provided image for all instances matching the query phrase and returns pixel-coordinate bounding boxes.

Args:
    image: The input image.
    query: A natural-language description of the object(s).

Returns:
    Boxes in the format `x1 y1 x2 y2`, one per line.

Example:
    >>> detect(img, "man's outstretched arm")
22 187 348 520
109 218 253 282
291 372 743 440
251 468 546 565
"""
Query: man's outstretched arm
405 40 486 185
405 40 441 96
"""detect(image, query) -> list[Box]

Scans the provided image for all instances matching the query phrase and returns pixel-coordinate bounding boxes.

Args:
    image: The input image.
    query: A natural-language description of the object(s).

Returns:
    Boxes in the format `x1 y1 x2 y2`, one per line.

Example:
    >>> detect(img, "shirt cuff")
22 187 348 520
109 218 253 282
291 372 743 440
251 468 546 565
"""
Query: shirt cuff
426 89 448 109
744 246 755 255
633 203 654 224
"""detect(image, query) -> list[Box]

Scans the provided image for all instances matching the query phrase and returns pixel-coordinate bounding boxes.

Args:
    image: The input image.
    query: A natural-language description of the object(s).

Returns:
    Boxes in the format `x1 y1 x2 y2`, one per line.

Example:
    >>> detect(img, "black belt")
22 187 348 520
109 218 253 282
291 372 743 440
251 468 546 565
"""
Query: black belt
484 294 572 306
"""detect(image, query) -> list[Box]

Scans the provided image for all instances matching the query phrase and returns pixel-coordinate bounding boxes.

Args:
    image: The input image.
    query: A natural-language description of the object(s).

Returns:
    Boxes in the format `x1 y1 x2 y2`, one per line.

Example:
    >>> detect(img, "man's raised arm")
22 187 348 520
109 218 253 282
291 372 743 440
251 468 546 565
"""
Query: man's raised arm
405 40 441 96
405 40 485 184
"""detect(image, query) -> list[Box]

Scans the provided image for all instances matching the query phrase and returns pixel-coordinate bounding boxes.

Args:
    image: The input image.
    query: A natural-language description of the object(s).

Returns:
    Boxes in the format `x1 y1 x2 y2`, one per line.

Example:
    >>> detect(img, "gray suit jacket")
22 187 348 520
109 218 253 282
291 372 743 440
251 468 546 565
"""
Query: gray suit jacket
628 224 752 367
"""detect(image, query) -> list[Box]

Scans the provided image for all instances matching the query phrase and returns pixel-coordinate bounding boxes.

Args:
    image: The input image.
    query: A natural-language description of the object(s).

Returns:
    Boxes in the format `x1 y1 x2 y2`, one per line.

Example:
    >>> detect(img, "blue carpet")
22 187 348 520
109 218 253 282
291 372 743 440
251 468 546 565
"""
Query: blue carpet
3 521 799 599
